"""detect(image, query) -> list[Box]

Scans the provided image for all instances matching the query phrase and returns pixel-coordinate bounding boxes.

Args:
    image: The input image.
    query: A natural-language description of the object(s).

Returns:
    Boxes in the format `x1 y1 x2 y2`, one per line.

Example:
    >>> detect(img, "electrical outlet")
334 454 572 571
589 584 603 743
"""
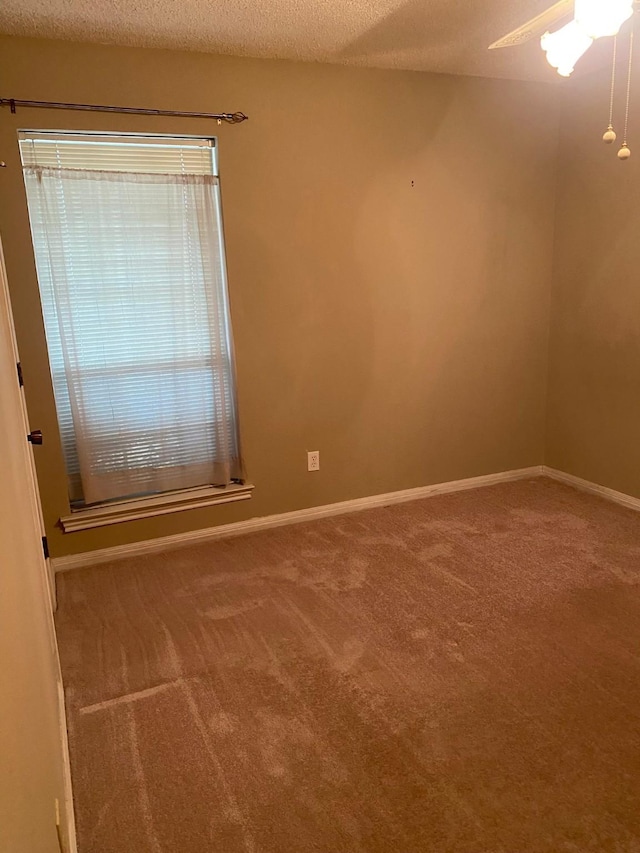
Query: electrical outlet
307 451 320 471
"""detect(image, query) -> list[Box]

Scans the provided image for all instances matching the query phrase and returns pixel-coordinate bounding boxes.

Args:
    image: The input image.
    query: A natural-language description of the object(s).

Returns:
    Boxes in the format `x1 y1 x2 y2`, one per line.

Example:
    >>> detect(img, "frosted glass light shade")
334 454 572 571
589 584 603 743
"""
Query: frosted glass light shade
574 0 634 38
541 21 594 77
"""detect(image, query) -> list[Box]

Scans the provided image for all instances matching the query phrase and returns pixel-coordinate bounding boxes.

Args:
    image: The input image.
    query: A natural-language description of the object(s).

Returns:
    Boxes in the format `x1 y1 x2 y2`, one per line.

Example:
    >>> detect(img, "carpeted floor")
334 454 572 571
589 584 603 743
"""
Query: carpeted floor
55 477 640 853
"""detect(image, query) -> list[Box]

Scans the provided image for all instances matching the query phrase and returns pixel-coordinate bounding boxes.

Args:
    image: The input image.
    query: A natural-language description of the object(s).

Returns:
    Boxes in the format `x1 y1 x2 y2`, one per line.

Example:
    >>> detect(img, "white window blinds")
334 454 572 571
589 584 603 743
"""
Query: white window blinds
20 131 243 506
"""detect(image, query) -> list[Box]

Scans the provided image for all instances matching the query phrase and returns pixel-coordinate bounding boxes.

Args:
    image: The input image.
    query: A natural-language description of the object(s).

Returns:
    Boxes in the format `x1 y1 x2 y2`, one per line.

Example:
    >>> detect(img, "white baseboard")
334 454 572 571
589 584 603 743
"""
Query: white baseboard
52 466 544 572
542 466 640 513
57 678 77 853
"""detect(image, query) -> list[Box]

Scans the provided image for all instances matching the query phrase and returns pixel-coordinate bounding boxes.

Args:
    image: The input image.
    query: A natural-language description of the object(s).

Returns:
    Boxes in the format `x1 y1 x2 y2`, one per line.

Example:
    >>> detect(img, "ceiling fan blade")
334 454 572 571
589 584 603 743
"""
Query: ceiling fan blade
488 0 574 49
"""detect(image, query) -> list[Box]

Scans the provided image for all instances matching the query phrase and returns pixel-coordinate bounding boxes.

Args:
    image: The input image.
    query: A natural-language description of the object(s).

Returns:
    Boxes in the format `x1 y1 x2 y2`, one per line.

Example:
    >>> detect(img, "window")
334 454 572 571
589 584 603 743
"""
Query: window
20 131 245 514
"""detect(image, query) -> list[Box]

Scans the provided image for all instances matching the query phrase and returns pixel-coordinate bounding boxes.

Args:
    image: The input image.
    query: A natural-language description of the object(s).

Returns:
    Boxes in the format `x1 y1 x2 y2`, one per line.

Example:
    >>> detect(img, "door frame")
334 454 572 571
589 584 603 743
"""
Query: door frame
0 233 77 852
0 237 56 609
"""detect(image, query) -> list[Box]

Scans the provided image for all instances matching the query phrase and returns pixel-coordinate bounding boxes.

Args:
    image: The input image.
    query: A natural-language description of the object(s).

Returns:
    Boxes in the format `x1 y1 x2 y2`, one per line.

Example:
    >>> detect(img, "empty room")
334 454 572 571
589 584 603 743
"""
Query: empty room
2 1 640 851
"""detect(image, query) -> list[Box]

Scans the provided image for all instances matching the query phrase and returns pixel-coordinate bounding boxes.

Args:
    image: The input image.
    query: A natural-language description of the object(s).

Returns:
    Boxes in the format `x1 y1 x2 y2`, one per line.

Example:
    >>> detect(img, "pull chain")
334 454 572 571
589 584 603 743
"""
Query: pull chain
618 27 634 160
603 36 618 143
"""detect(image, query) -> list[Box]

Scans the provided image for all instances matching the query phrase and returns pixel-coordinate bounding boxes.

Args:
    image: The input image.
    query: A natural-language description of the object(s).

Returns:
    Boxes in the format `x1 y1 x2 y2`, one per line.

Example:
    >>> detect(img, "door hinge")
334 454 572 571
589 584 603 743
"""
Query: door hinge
42 536 50 560
16 361 23 387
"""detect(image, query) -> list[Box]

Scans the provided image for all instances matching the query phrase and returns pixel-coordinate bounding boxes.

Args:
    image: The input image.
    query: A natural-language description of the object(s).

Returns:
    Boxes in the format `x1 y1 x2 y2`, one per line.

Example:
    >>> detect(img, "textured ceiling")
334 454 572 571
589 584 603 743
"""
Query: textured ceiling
0 0 614 81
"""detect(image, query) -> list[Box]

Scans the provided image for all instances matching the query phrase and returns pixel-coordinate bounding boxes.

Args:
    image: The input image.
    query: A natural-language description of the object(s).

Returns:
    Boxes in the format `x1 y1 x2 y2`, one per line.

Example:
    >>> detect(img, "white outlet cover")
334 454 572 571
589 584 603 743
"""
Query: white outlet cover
307 451 320 471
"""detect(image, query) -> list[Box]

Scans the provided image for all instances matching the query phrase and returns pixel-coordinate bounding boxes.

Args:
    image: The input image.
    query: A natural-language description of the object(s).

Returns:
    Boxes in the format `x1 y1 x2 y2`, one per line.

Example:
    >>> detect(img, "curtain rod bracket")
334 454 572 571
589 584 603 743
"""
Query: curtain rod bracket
0 98 248 124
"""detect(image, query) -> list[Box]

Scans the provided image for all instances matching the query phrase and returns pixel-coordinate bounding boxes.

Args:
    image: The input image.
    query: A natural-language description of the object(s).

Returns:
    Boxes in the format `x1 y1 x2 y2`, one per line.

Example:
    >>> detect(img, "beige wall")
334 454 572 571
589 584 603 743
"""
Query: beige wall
0 36 561 557
546 68 640 498
0 241 73 851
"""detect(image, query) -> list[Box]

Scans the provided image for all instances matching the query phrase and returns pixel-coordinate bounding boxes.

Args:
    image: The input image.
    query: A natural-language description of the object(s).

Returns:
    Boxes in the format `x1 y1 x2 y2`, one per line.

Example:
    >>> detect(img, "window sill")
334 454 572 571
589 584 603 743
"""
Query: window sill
60 483 254 533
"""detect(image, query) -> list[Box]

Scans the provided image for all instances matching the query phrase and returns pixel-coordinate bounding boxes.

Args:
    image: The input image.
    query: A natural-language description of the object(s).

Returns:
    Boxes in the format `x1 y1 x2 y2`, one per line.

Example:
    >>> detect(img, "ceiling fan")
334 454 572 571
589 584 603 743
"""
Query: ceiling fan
488 0 638 159
489 0 635 77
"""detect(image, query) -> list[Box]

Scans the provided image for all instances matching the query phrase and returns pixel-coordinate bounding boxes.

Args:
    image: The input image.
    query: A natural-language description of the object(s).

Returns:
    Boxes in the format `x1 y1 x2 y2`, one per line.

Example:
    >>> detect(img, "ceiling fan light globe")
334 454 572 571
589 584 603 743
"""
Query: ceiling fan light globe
541 21 594 76
574 0 634 39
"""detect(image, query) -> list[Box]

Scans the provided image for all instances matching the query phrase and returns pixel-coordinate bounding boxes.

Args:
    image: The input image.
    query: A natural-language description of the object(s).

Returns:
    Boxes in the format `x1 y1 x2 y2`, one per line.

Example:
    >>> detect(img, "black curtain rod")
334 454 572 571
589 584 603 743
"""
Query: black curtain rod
0 98 248 124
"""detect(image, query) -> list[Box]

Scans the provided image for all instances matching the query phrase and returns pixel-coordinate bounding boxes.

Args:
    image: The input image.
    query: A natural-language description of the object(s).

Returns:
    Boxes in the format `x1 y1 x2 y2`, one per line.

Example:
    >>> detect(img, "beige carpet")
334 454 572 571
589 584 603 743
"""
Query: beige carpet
56 477 640 853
